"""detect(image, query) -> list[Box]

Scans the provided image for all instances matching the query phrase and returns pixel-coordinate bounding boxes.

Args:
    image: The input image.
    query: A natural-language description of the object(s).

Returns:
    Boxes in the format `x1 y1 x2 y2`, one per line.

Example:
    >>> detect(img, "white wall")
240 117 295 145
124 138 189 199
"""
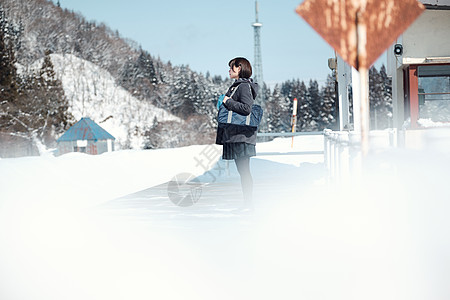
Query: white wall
403 10 450 60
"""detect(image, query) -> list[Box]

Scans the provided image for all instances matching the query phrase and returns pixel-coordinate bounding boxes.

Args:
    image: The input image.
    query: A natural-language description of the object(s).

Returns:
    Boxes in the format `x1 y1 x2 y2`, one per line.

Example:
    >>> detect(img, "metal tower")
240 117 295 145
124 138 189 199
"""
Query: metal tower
252 1 264 105
252 1 267 131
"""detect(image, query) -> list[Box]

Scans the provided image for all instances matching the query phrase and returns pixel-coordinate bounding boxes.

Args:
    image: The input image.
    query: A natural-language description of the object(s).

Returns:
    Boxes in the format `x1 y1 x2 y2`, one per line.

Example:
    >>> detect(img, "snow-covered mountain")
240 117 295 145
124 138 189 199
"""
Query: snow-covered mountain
29 54 182 149
1 0 226 154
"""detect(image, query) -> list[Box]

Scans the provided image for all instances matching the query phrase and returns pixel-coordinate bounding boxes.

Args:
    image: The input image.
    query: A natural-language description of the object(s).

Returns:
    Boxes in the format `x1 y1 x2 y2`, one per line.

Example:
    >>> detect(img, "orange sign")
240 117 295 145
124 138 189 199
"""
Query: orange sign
296 0 425 70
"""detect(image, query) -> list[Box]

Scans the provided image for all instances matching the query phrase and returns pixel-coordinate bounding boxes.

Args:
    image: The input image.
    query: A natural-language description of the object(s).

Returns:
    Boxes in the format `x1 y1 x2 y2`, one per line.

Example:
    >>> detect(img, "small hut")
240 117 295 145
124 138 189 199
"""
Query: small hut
57 117 115 155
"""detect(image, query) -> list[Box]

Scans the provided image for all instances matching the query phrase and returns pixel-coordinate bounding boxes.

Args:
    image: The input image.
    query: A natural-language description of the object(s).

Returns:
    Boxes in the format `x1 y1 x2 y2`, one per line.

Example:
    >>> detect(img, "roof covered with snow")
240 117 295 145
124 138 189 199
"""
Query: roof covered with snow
57 117 115 142
421 0 450 7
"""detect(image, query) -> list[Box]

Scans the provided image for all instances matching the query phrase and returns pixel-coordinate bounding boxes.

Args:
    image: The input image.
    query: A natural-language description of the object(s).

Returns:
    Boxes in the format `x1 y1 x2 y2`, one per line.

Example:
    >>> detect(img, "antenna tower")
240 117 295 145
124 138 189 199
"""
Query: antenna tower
252 1 264 104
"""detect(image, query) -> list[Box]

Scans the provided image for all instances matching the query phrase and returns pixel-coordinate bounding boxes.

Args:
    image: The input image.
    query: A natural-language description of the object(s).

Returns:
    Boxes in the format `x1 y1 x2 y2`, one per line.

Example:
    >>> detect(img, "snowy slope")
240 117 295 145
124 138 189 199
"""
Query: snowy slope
32 54 181 149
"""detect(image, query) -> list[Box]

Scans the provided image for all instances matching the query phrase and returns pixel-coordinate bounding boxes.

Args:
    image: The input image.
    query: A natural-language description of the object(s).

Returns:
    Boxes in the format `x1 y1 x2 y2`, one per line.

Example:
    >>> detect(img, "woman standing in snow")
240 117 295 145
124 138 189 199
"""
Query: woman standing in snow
216 57 258 211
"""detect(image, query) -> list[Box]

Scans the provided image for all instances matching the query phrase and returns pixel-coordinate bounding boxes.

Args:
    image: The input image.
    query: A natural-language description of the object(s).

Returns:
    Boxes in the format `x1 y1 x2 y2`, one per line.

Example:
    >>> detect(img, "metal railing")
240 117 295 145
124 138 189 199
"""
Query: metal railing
257 131 323 137
323 129 397 181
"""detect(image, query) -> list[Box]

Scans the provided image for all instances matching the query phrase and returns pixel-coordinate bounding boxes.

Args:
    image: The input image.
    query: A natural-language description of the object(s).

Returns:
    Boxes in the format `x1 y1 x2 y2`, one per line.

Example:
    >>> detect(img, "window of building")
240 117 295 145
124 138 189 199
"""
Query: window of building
74 146 86 153
418 65 450 122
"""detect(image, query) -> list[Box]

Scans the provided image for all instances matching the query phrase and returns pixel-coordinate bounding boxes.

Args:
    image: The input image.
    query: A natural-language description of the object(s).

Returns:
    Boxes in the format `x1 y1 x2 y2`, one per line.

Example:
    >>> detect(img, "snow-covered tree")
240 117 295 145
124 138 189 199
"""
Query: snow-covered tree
12 50 73 149
37 50 74 142
318 74 337 130
379 65 393 128
266 84 284 132
304 79 320 131
369 65 392 129
0 5 19 132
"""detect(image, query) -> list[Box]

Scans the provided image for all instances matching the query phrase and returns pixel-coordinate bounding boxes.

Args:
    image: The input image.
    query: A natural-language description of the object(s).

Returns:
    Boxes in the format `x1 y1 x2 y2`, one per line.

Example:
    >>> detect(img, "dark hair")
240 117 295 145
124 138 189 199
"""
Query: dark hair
228 57 252 79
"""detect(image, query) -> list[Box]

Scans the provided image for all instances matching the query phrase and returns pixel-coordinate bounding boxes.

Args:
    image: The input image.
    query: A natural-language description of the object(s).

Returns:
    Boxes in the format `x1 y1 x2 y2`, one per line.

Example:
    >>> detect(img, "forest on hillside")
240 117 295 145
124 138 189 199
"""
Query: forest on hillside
0 0 392 157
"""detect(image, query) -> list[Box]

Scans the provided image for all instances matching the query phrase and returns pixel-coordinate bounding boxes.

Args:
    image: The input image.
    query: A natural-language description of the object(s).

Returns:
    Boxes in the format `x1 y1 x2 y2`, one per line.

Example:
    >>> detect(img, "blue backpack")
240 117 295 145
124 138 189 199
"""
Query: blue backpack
217 84 263 128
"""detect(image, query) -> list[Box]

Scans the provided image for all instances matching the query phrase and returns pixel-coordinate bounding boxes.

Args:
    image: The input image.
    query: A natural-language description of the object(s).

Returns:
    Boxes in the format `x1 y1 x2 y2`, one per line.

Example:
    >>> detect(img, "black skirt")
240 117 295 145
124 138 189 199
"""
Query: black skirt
222 142 256 160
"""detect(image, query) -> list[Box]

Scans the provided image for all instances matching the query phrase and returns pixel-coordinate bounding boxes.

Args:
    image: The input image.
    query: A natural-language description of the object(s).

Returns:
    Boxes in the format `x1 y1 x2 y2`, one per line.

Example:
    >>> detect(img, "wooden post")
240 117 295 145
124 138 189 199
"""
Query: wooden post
360 67 370 156
291 98 298 148
356 10 370 156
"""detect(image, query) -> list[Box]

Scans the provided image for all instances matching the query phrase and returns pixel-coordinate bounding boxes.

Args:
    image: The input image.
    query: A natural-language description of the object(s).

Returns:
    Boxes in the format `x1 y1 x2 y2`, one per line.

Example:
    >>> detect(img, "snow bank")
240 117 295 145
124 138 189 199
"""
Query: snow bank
3 135 449 299
0 135 324 210
256 134 324 166
0 144 223 210
0 136 325 300
418 118 450 128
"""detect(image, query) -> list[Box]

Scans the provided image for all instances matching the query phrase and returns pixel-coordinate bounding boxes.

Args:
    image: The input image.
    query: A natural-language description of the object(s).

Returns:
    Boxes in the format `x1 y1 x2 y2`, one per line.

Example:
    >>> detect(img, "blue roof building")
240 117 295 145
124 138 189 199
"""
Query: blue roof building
57 117 115 155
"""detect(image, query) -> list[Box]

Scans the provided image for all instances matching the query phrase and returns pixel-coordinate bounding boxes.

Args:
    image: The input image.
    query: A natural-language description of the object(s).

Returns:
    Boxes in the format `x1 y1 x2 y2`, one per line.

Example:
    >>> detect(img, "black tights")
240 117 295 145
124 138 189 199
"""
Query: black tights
235 156 253 204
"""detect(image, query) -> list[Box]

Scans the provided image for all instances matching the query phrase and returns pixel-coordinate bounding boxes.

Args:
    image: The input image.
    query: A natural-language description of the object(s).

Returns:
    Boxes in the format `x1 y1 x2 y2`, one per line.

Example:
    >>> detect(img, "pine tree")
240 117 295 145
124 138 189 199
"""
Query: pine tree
279 85 293 132
280 80 293 99
137 51 158 84
16 50 73 148
294 80 308 131
369 66 384 129
318 74 337 130
279 79 312 132
267 85 284 132
0 6 19 132
380 65 393 128
305 79 320 131
39 50 73 143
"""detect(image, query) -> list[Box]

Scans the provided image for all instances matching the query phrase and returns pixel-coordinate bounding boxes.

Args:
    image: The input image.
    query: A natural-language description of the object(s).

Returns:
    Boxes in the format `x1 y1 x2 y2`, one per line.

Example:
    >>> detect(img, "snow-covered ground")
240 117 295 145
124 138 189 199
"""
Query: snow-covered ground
0 135 324 209
1 135 450 300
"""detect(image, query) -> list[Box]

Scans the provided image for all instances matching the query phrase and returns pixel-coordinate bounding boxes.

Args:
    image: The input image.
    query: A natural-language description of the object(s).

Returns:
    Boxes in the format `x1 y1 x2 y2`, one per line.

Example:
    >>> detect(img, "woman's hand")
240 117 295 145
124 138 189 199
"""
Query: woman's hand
217 95 231 109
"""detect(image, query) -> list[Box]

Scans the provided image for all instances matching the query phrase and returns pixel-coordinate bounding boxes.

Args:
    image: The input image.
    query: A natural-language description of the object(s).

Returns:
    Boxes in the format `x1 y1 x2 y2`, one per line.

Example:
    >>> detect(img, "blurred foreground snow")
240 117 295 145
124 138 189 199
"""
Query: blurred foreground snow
0 135 449 299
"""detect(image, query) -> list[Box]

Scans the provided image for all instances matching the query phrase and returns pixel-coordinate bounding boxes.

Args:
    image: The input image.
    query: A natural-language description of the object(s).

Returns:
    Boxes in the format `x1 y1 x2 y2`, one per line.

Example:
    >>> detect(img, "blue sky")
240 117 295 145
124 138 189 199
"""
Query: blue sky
59 0 385 86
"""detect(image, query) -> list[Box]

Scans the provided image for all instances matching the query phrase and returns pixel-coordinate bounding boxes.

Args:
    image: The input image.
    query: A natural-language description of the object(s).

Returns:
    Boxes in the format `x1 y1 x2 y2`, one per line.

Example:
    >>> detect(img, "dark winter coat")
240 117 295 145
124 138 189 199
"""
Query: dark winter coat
215 78 259 145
